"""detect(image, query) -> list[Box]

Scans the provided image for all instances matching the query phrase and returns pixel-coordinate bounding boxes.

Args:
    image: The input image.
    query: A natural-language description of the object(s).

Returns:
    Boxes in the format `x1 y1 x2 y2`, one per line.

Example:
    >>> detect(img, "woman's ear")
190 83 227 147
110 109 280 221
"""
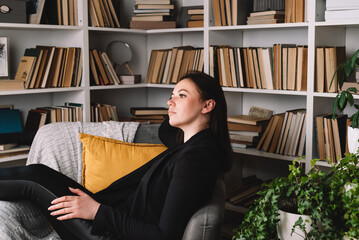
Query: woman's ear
202 99 216 114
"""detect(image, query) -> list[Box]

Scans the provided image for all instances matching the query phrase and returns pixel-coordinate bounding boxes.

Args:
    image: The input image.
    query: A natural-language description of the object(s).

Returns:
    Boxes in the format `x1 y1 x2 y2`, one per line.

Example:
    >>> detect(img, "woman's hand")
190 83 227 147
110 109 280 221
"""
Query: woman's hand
48 187 100 221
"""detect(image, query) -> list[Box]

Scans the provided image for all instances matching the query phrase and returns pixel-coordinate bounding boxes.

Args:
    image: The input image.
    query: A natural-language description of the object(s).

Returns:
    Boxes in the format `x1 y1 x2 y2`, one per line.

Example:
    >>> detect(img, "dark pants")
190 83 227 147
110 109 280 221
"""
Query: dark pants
0 164 113 240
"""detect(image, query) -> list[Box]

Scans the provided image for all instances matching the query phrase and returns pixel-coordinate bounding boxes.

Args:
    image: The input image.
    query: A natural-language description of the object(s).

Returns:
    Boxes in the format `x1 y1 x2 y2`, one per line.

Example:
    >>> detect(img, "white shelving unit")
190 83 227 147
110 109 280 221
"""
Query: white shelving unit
1 0 359 171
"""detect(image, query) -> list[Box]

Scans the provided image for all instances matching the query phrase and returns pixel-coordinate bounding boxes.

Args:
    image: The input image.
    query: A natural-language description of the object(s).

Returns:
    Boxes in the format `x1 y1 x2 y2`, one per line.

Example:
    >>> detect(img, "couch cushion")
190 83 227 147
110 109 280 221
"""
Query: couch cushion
79 133 167 193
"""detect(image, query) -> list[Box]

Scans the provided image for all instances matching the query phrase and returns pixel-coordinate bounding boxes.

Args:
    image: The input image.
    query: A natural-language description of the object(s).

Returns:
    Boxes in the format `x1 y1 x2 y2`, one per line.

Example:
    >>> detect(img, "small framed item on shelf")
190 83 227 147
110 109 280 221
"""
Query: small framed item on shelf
0 0 27 23
0 37 9 78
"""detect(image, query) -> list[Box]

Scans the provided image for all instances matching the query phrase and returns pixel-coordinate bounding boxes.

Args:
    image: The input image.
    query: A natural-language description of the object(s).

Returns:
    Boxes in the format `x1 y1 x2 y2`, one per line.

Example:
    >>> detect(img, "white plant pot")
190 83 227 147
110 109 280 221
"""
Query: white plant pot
277 210 312 240
347 126 359 154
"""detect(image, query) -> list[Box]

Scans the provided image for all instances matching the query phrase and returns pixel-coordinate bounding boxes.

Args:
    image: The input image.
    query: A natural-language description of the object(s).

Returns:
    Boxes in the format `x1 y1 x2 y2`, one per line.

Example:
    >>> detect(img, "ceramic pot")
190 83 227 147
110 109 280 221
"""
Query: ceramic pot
277 209 312 240
347 126 359 154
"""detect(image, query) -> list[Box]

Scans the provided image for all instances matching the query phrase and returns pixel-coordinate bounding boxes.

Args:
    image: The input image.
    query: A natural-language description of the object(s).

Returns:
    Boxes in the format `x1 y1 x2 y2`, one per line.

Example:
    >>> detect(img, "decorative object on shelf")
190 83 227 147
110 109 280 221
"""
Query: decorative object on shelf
177 6 204 28
130 0 175 29
0 37 9 78
106 41 135 77
330 49 359 153
212 0 252 26
232 158 347 240
0 0 26 23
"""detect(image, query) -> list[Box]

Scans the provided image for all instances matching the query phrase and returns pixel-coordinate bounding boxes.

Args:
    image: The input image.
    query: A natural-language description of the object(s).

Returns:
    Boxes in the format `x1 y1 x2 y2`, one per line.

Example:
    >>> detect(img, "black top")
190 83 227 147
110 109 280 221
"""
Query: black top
91 127 221 240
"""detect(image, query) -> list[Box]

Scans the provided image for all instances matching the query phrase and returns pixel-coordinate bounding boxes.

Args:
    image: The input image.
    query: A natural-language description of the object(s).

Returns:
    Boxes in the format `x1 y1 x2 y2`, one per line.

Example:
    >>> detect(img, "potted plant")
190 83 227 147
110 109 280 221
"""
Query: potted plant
327 152 359 240
232 158 344 240
331 49 359 153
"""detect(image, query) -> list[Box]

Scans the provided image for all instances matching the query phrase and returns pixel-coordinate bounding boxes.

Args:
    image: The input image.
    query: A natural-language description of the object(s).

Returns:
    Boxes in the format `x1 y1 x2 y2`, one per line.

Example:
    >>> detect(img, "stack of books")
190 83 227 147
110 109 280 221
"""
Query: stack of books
14 46 83 89
130 107 168 123
0 144 30 159
228 114 271 149
146 46 204 84
89 49 121 86
186 6 204 28
226 175 263 208
315 46 346 93
325 0 359 21
246 10 285 25
209 44 308 91
88 0 121 28
130 0 176 30
316 114 348 163
91 103 119 122
256 109 307 157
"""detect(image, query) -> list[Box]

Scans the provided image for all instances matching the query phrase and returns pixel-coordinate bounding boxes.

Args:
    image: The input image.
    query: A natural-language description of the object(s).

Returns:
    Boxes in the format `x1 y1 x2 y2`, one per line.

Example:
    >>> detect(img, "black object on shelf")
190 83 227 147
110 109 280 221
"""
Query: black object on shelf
0 0 26 23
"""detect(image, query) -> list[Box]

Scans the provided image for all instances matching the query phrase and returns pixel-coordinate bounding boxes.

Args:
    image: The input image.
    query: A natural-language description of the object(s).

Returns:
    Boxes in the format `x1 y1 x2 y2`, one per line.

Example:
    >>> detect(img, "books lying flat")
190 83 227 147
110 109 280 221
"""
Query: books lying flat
130 20 176 29
227 115 270 125
228 122 265 132
0 80 25 91
0 143 17 151
130 107 168 116
0 145 30 155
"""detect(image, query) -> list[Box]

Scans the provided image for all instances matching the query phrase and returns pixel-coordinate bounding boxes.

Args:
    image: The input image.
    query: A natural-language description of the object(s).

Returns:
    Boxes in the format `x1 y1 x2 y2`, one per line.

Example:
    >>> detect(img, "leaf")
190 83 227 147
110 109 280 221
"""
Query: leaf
346 91 355 106
350 49 359 69
345 59 352 76
348 87 358 94
333 94 340 117
330 64 344 90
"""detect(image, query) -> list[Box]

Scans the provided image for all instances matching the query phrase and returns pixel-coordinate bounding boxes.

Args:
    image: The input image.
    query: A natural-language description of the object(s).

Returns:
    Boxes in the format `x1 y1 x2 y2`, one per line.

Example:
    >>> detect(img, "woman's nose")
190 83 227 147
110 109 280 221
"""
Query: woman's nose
167 98 174 107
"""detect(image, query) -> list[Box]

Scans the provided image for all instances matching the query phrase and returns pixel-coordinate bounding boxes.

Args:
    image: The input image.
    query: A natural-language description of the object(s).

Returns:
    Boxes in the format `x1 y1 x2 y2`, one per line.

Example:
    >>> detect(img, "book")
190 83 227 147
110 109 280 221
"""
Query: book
250 10 285 17
228 122 265 132
0 109 23 134
0 80 25 91
130 107 168 116
23 109 47 133
14 56 37 84
0 143 17 151
0 145 30 156
227 115 270 126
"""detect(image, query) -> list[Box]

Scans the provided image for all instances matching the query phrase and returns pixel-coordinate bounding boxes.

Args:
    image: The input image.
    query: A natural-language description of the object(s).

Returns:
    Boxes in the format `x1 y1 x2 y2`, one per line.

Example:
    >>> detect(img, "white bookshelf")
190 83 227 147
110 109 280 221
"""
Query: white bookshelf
1 0 359 171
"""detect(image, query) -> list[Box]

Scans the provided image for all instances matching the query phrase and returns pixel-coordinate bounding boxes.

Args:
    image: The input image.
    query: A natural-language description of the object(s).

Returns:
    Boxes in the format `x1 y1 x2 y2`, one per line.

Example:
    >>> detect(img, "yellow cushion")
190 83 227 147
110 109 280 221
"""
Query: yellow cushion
79 133 167 193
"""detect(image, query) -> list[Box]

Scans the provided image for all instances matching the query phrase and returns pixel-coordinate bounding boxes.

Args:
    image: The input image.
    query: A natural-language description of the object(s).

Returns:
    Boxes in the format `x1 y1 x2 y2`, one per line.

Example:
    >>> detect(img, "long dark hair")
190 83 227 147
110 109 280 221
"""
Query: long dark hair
180 71 233 172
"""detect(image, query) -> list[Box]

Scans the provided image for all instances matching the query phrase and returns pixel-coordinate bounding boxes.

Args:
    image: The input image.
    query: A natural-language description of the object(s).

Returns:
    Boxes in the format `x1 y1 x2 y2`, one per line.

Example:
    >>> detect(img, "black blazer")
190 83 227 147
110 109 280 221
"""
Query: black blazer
91 128 220 240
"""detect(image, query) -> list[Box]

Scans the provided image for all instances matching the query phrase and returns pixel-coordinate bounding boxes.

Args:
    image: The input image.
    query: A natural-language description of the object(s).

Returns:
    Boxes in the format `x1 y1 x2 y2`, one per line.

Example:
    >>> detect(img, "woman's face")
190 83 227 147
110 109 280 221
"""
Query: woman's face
167 78 208 130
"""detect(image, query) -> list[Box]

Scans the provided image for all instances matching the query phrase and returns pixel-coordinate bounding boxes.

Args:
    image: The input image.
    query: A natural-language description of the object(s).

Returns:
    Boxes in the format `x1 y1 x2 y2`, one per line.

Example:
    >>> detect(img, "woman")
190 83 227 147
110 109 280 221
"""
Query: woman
0 72 232 240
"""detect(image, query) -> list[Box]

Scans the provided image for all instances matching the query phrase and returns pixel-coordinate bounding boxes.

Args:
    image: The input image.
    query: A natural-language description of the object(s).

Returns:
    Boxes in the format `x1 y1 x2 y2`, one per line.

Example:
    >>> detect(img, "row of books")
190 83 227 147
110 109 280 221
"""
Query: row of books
89 49 121 86
325 0 359 21
316 46 346 93
15 46 83 89
88 0 121 28
91 103 119 122
129 0 176 29
28 103 84 126
146 46 204 84
212 0 251 26
209 44 308 91
316 114 348 163
256 109 307 157
130 107 168 124
226 175 263 207
29 0 79 26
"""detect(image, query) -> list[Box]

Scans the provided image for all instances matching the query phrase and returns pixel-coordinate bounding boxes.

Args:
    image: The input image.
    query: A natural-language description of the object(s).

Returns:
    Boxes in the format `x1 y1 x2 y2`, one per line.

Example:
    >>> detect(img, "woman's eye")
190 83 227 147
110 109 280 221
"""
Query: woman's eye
179 94 186 98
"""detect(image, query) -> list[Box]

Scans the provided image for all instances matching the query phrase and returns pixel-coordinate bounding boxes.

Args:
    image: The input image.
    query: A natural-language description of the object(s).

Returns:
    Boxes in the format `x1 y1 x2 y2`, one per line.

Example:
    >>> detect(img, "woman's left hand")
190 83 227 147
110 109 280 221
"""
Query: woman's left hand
48 187 100 221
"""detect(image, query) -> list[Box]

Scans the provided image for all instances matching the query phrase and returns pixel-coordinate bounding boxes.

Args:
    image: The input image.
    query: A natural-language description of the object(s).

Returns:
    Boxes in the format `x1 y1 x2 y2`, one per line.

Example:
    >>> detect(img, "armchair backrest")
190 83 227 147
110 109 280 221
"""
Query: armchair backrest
182 178 225 240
